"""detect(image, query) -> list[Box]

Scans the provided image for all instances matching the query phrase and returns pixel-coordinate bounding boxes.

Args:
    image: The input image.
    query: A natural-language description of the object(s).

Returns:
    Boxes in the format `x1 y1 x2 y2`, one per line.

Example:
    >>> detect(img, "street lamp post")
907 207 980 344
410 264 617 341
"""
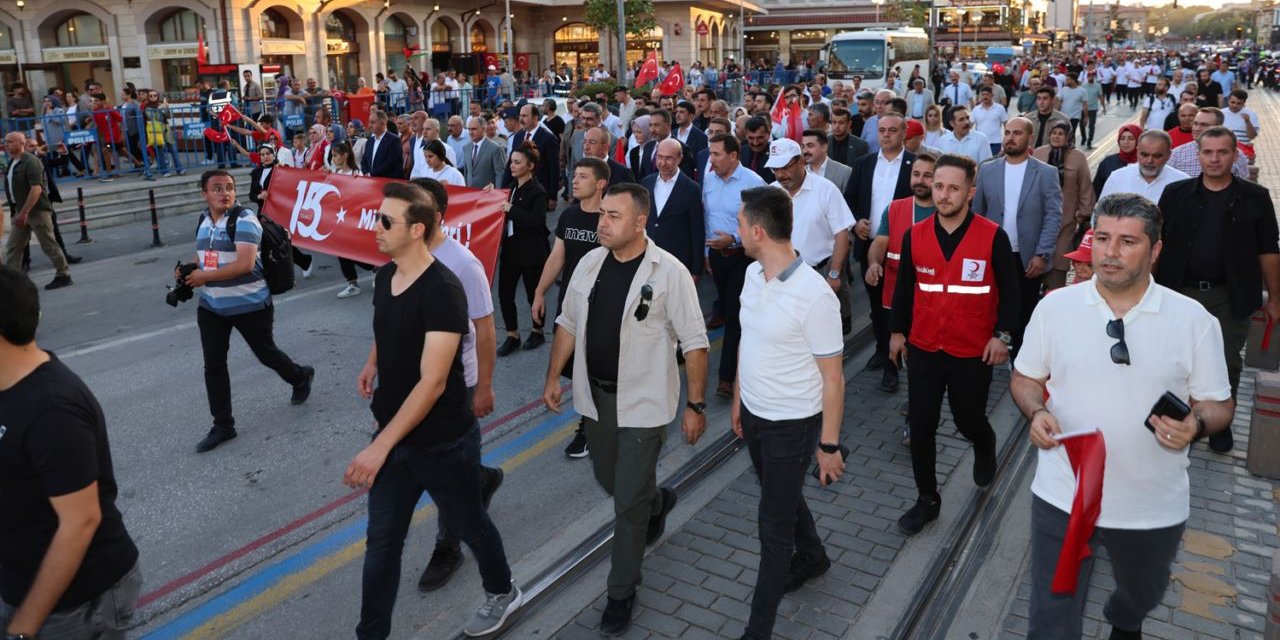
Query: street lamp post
873 0 885 24
616 0 627 88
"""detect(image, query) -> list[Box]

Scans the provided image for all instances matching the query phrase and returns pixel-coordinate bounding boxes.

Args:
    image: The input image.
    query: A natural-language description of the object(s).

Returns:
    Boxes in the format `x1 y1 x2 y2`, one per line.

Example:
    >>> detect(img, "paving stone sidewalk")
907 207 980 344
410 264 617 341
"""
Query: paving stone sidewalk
554 363 1013 640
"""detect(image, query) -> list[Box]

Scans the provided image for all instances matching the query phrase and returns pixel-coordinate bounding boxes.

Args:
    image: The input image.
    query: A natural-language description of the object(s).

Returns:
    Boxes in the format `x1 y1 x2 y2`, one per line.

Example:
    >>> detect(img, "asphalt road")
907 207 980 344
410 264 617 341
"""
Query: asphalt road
11 103 1134 640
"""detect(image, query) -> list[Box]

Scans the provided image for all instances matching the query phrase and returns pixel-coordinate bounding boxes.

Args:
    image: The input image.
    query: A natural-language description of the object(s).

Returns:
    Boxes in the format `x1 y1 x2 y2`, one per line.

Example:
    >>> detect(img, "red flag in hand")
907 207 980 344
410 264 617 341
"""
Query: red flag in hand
658 62 684 96
770 90 804 143
196 31 207 66
1051 429 1107 595
203 127 229 144
217 103 245 127
634 50 660 88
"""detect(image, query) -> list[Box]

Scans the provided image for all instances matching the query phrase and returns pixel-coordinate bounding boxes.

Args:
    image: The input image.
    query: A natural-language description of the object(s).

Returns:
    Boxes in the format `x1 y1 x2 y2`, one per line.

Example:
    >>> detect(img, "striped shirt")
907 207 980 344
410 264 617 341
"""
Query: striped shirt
196 207 269 316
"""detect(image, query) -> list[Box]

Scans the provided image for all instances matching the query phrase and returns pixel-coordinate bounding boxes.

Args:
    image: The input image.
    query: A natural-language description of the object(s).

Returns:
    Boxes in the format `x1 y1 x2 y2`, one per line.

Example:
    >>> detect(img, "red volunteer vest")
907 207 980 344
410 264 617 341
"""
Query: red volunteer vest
882 197 917 309
908 213 1000 358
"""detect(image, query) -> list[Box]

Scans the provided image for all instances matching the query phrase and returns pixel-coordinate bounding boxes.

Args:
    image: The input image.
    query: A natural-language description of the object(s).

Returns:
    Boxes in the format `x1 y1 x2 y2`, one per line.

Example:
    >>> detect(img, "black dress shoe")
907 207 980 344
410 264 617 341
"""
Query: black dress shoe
521 331 545 350
1208 428 1233 453
481 466 504 510
879 367 899 393
599 594 635 636
783 551 831 592
1108 624 1142 640
974 438 997 488
865 353 885 370
44 275 73 290
196 426 237 453
66 254 83 264
646 488 677 545
291 366 315 405
496 336 521 357
898 494 941 536
417 543 463 592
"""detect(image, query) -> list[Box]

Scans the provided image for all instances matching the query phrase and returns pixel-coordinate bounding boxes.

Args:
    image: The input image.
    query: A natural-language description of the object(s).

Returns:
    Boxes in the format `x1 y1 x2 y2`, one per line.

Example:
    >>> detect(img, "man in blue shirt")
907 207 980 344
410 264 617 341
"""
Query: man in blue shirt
1210 61 1236 98
185 170 314 453
703 132 766 398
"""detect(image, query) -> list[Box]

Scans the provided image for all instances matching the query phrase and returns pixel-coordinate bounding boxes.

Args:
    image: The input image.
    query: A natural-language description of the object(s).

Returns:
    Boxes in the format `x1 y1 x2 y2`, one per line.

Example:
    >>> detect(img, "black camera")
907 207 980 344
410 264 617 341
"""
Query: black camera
166 262 198 307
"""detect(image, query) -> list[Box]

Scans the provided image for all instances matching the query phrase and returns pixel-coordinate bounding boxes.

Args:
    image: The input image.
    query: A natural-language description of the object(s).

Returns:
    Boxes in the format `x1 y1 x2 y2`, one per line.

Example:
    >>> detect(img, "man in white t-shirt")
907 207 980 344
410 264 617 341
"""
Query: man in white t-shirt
1055 74 1087 141
732 185 846 640
1221 89 1261 146
1139 78 1176 131
1011 192 1233 640
970 86 1008 157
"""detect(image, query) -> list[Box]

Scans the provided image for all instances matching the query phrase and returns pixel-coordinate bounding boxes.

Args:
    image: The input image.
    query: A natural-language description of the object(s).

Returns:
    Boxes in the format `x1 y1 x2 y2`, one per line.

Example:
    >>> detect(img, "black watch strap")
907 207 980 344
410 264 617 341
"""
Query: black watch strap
686 401 707 414
818 442 841 454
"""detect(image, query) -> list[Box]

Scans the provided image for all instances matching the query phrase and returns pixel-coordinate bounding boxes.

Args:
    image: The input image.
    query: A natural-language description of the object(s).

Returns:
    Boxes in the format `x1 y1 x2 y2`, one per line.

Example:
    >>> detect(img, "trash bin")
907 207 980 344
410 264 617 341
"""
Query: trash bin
1248 371 1280 480
347 93 376 128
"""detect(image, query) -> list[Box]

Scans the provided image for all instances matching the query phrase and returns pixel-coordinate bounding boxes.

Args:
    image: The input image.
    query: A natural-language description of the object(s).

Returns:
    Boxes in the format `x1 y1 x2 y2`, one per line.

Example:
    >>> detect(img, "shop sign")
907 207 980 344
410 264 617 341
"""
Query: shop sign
326 39 352 55
262 39 307 56
148 43 199 60
44 46 110 63
697 21 710 36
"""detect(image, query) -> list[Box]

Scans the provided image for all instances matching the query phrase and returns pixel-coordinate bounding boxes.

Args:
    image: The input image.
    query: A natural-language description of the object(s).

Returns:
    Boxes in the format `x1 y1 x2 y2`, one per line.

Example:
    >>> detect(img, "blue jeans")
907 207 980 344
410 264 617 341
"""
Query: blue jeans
357 426 512 640
155 141 185 174
740 406 825 640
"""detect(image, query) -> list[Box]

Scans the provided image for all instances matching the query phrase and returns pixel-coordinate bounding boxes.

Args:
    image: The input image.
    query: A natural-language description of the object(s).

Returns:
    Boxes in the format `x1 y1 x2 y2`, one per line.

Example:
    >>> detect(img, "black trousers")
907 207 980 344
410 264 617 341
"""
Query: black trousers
340 257 374 282
709 251 751 383
1078 109 1098 146
860 260 897 373
1013 268 1043 355
197 304 306 429
498 260 543 333
906 345 996 498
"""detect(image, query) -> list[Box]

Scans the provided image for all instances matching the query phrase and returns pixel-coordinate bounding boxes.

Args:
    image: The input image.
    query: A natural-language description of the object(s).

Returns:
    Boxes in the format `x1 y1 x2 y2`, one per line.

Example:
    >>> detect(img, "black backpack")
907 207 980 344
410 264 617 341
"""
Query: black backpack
199 207 296 295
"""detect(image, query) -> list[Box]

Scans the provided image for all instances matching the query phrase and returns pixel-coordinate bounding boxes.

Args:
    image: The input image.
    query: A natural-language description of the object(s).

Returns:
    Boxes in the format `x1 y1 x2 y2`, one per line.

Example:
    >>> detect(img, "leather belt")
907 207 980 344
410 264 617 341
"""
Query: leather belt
1185 280 1223 291
717 246 744 257
589 377 618 393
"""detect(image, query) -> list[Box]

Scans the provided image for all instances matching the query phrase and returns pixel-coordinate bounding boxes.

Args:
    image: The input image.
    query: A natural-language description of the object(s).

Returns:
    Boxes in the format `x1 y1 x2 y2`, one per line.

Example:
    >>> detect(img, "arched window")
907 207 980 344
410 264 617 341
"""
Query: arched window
470 24 489 52
0 24 12 49
159 9 203 42
55 13 108 47
260 9 291 39
326 13 356 42
430 20 454 52
384 17 409 72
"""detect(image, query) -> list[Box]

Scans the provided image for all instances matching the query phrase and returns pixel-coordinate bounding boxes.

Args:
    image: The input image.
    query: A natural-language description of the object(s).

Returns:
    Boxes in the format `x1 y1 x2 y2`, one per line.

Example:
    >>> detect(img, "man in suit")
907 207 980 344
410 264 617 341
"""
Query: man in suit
673 101 709 159
828 107 869 167
582 126 634 190
739 115 776 184
694 117 732 185
641 139 705 277
503 103 561 210
1 132 71 289
971 116 1063 353
462 115 506 189
361 109 404 179
636 109 695 180
849 113 915 391
802 129 852 193
905 78 935 120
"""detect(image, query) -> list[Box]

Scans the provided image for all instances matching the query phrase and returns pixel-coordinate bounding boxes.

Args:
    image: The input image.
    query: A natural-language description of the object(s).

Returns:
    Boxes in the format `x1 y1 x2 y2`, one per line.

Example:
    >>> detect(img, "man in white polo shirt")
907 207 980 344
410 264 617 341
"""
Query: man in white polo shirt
732 185 846 640
1011 193 1234 640
1098 130 1188 203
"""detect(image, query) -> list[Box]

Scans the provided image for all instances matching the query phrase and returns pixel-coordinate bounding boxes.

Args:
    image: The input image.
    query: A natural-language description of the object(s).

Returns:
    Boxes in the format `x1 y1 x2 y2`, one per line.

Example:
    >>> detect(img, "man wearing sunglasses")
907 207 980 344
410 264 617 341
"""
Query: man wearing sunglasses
543 183 709 636
888 154 1021 536
1010 193 1234 640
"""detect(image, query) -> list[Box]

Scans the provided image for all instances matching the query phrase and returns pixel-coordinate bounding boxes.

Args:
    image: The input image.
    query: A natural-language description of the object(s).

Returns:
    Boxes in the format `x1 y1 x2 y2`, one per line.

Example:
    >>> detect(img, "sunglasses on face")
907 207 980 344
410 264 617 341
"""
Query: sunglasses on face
1106 318 1130 366
378 213 416 230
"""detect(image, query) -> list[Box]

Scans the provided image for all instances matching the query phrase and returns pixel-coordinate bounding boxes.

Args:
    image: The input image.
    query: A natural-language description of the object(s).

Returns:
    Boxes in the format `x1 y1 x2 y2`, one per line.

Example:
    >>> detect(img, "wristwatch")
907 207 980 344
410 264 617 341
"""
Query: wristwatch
818 442 842 454
686 401 707 415
994 331 1012 347
826 269 841 280
6 633 35 640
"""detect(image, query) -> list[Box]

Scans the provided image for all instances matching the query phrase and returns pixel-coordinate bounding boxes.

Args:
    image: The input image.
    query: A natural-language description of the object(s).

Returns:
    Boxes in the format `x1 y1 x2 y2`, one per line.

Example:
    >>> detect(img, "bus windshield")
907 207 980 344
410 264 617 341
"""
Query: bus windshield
827 40 886 79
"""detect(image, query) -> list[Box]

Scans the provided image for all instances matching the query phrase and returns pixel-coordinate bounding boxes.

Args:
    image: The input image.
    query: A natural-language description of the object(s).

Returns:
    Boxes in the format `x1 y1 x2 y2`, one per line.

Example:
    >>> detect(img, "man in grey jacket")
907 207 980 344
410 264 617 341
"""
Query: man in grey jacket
970 118 1063 354
462 115 506 189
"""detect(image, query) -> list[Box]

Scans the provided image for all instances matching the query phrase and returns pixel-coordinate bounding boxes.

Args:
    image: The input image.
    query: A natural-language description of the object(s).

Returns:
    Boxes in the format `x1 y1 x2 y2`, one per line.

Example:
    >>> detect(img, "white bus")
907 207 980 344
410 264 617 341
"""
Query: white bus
822 28 931 91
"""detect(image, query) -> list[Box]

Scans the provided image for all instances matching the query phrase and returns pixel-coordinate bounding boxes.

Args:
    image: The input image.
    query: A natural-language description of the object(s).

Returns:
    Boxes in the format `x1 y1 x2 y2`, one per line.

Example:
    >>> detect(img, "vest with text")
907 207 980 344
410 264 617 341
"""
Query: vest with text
882 197 916 309
908 214 1000 358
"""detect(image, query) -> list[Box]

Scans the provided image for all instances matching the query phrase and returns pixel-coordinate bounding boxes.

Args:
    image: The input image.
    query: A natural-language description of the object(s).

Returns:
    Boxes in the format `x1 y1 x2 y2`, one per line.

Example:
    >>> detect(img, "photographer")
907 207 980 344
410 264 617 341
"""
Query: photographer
185 170 314 453
0 267 141 640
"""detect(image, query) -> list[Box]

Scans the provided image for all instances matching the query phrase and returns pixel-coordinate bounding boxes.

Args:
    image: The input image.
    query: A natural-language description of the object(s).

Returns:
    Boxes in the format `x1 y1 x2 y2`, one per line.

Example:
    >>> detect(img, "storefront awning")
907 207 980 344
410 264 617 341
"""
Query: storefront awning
744 12 882 30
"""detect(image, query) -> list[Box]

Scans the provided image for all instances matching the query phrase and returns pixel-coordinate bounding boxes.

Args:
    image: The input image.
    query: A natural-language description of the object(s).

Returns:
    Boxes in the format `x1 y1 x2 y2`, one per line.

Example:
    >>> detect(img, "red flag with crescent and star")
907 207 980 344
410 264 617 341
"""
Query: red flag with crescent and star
634 50 660 88
1050 429 1107 595
658 62 684 96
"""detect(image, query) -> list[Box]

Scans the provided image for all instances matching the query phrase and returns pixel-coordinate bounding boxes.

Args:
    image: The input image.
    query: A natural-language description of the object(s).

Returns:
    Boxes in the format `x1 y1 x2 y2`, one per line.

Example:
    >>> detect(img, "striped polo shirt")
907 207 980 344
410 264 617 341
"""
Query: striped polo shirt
196 207 269 316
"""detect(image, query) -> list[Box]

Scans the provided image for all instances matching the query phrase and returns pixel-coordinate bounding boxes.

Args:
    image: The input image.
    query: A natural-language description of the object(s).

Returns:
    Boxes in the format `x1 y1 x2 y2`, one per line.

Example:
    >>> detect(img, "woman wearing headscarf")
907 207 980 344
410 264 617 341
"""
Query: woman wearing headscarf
1033 121 1095 290
302 124 329 171
1091 123 1140 199
346 119 367 161
624 114 651 169
322 123 346 171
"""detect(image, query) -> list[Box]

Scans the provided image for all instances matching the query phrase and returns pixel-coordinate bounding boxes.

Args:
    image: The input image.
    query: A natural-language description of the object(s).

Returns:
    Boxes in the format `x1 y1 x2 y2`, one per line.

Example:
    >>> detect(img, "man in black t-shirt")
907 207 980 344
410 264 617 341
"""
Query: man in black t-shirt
345 183 521 639
531 158 609 459
0 267 141 639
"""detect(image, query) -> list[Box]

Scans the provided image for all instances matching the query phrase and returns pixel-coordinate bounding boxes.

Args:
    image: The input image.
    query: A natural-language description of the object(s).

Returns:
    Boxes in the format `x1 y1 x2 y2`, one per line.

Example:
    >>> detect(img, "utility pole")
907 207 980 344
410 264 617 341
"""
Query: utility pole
617 0 628 87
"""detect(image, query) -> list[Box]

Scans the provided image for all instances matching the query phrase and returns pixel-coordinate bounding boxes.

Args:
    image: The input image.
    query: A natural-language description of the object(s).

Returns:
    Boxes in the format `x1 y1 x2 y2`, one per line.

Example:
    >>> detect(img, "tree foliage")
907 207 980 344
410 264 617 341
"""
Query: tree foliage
584 0 658 38
883 0 930 29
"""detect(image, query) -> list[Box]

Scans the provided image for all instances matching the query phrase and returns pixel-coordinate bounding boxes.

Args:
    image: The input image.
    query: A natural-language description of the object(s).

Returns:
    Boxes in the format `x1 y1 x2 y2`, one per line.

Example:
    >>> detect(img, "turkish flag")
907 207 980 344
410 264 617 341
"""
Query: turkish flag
1051 429 1107 595
658 62 684 96
635 50 660 88
515 53 530 72
196 31 207 66
770 90 804 143
262 167 508 283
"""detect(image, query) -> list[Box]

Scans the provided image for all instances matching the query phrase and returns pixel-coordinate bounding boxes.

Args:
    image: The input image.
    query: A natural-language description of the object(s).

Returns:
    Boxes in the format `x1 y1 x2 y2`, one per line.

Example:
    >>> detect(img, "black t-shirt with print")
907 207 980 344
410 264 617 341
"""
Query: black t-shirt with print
555 204 601 290
0 356 138 611
371 260 474 447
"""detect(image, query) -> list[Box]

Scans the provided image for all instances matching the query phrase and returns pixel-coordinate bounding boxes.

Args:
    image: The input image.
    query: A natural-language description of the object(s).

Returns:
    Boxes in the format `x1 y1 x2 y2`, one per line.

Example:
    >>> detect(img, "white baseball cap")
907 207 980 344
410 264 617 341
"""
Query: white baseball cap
487 64 497 71
764 138 802 169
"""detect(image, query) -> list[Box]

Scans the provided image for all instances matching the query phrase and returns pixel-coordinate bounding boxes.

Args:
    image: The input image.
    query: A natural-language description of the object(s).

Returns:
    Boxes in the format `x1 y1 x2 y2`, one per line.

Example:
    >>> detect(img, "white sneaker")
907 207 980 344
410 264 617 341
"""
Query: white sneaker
302 263 314 279
337 283 361 298
462 582 522 636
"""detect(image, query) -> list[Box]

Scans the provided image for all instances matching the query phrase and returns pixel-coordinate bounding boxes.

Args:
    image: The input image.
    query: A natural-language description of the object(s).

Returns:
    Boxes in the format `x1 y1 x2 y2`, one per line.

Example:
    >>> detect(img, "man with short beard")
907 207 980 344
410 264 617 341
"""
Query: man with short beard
828 107 869 166
1098 130 1188 203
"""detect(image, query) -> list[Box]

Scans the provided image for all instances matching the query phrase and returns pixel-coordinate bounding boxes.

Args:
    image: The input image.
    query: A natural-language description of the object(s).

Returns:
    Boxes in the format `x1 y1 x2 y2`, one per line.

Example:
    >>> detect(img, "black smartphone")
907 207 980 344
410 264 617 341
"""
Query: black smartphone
1146 391 1191 433
811 444 851 484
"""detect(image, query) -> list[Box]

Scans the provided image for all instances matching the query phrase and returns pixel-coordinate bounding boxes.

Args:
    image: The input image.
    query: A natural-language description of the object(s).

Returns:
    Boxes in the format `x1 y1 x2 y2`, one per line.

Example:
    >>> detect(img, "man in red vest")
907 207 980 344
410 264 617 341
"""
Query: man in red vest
887 153 1022 536
864 151 938 446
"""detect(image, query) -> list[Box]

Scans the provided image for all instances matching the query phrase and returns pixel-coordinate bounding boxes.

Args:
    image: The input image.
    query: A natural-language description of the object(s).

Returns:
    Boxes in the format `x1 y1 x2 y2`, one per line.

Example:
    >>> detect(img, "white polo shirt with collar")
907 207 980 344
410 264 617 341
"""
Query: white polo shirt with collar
739 256 844 421
771 173 855 267
1014 276 1230 529
1098 163 1190 203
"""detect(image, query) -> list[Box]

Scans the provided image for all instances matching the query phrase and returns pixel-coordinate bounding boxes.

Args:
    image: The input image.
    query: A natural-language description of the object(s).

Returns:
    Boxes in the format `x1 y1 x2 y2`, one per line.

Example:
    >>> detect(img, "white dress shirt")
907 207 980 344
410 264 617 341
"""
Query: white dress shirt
652 171 678 216
1002 159 1028 250
771 174 855 266
869 151 904 236
971 103 1008 142
1098 164 1191 203
944 82 973 107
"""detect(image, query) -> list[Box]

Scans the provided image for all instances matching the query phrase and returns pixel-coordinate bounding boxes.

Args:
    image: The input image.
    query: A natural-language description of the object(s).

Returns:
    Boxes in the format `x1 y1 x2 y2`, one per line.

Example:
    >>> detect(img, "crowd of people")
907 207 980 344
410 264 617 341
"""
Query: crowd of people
0 43 1275 640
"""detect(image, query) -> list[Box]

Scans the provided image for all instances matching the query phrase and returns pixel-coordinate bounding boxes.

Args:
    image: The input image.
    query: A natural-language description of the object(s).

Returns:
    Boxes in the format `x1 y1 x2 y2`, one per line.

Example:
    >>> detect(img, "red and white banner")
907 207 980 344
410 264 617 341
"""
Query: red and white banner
261 166 508 284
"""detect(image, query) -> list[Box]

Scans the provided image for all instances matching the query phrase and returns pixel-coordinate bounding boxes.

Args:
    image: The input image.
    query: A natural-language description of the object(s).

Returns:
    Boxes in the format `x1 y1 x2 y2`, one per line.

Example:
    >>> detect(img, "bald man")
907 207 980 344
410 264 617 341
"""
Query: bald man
583 126 635 189
2 132 72 289
640 138 705 276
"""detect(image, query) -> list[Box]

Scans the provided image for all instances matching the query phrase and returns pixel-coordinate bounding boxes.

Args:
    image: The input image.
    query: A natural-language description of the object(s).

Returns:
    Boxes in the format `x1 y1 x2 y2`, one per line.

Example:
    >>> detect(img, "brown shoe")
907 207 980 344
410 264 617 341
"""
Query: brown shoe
715 380 733 398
